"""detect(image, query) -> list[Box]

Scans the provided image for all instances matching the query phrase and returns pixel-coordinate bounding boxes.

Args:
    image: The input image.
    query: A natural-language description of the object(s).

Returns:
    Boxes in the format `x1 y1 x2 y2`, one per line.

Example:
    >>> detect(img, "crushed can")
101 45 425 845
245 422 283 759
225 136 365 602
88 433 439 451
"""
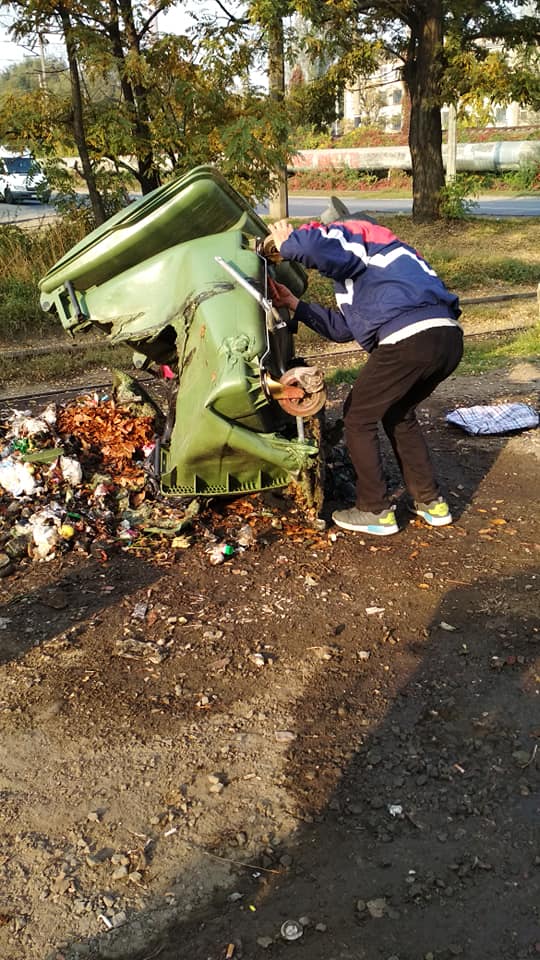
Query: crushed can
280 919 304 941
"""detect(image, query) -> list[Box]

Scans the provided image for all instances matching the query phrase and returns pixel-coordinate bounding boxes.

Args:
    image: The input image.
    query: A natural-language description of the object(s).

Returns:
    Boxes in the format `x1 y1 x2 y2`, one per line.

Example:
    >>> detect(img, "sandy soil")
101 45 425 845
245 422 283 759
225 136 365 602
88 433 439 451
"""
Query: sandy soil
0 362 539 960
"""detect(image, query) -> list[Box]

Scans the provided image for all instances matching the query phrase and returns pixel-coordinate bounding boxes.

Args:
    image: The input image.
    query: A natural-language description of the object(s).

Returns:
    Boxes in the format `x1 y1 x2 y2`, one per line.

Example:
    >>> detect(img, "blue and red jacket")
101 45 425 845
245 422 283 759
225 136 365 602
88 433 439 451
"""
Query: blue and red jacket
280 220 461 353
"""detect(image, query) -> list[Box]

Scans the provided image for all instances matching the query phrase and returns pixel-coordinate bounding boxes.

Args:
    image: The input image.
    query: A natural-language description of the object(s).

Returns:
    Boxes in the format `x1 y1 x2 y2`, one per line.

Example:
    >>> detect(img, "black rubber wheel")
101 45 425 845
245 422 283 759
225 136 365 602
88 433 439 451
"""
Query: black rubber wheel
4 188 14 204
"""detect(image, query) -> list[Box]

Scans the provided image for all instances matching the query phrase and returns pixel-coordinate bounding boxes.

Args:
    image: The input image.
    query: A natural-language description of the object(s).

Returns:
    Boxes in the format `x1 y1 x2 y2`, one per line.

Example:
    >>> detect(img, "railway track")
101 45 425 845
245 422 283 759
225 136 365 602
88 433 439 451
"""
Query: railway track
0 324 533 409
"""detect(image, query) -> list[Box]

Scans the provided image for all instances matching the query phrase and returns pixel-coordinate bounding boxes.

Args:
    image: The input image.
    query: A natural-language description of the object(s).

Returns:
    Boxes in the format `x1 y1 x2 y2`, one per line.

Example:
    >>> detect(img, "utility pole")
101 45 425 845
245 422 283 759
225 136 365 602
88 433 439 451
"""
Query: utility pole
268 13 289 220
446 102 457 182
38 34 48 94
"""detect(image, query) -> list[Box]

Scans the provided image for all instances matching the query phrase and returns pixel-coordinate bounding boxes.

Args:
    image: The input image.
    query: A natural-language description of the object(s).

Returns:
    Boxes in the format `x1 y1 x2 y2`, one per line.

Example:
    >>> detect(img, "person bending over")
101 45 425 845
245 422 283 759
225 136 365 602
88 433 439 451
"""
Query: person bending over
268 216 463 537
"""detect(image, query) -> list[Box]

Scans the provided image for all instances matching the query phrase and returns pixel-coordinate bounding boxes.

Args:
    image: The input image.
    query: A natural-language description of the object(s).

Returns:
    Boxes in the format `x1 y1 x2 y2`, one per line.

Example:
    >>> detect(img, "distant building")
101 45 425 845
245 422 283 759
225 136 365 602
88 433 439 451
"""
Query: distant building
341 55 540 134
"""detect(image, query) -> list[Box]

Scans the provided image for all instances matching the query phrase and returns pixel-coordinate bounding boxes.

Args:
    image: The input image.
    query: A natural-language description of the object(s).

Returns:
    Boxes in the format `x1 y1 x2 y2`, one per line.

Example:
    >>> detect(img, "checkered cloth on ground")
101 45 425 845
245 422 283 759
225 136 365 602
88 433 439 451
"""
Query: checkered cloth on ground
446 403 539 435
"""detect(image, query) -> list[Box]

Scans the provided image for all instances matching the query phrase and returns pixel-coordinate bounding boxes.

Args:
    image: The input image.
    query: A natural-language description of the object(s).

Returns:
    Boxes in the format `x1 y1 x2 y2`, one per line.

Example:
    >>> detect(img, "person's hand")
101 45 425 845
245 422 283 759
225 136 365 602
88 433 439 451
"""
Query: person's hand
269 219 294 251
268 278 299 313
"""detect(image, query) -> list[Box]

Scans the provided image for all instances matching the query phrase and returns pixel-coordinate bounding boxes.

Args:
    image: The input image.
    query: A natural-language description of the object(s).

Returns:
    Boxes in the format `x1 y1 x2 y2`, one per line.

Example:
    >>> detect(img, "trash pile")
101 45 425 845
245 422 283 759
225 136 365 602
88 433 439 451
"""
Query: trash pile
0 374 330 579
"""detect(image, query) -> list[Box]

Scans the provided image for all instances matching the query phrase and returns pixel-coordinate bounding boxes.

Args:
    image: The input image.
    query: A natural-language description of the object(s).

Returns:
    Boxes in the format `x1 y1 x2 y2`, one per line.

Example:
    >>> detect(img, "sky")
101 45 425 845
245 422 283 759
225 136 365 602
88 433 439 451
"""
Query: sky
0 2 215 70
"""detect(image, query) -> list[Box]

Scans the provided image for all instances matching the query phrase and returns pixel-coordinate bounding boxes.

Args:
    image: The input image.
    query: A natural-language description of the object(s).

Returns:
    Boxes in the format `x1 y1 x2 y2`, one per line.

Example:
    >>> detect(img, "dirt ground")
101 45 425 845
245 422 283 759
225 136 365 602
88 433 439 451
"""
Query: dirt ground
0 362 539 960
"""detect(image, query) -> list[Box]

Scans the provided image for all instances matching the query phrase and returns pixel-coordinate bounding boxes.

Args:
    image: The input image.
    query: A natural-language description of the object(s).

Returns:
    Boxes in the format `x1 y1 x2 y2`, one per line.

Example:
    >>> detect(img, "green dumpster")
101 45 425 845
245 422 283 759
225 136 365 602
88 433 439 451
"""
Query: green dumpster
39 166 326 497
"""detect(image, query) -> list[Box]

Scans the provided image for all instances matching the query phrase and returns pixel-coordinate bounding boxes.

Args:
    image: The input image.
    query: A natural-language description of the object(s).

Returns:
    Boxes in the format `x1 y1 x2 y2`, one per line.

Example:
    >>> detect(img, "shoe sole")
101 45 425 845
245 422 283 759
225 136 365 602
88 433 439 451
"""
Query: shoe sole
333 517 399 535
412 510 453 527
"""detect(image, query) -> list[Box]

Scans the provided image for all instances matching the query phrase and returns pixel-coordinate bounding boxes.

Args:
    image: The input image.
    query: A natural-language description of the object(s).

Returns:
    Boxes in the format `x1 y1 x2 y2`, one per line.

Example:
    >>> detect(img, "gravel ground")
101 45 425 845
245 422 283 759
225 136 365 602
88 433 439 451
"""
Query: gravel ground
0 362 539 960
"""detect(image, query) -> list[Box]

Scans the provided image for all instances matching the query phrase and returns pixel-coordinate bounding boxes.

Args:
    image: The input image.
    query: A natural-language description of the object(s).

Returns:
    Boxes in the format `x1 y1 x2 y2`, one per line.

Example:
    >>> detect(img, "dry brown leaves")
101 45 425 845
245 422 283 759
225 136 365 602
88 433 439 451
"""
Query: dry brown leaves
58 398 155 480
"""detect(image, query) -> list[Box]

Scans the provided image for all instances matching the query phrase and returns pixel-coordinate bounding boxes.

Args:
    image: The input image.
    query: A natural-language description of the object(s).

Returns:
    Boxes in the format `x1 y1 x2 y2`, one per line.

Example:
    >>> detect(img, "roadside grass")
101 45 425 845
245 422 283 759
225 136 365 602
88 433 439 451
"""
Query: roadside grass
1 344 135 390
1 212 539 387
323 323 540 386
0 219 86 340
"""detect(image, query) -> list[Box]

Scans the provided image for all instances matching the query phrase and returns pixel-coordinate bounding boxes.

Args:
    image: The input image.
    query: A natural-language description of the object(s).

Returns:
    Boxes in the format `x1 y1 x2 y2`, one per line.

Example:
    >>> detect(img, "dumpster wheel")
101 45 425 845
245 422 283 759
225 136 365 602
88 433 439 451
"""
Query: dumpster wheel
276 366 327 418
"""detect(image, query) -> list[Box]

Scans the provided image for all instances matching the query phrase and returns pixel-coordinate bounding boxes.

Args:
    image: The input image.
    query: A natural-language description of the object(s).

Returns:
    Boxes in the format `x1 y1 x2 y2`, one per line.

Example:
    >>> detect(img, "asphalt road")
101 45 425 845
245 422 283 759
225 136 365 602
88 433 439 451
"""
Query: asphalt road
262 194 540 219
0 199 57 225
1 193 539 225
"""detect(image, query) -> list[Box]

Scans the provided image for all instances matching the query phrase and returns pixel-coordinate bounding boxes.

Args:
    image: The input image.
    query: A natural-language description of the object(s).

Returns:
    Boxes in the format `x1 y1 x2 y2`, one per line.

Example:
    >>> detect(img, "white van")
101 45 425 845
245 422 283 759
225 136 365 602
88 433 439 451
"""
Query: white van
0 149 51 204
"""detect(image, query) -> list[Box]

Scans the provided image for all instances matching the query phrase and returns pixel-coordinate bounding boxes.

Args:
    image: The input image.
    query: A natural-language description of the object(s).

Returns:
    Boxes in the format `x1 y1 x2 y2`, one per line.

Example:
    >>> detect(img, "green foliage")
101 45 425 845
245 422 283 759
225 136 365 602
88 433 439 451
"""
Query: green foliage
1 343 135 386
288 168 411 192
321 324 540 382
435 256 540 290
0 55 69 96
458 324 540 375
439 175 479 220
502 161 540 192
290 125 334 149
0 277 54 339
0 218 86 340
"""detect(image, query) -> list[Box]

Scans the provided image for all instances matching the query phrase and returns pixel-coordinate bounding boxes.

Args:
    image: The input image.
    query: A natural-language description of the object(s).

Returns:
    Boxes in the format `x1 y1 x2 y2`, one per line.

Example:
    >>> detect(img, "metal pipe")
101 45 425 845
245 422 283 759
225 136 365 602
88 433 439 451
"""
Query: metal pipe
214 256 283 326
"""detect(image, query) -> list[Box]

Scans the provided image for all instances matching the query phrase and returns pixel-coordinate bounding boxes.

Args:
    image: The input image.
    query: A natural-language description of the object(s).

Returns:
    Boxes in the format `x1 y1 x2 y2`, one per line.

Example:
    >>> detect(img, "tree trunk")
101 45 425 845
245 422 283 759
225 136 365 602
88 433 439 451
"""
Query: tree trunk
403 0 445 222
117 0 161 194
59 6 106 225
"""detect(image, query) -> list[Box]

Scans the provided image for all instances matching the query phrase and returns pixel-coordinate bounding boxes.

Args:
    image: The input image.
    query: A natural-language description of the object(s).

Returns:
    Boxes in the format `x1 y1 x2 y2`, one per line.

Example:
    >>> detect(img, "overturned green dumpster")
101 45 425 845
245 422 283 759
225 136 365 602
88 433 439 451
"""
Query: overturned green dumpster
39 166 326 498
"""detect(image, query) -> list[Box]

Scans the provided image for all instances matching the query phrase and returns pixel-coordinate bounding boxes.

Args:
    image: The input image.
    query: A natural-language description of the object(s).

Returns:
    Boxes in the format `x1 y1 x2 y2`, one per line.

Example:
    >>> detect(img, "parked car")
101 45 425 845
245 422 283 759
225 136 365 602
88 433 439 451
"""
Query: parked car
0 150 51 203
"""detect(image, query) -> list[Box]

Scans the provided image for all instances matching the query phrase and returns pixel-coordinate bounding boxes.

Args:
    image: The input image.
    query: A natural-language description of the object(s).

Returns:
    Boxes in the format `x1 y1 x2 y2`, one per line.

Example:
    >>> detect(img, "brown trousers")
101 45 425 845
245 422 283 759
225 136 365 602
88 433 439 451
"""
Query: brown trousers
344 326 464 512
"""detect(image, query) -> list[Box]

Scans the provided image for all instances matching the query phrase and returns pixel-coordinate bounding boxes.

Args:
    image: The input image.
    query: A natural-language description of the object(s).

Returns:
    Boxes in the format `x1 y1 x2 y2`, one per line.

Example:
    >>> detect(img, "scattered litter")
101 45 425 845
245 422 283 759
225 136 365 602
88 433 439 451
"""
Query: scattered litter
132 602 149 620
207 543 235 565
0 383 331 577
388 804 403 817
237 524 256 547
308 645 335 661
439 621 458 632
280 919 304 941
249 652 266 668
366 606 385 615
0 458 36 497
446 402 539 435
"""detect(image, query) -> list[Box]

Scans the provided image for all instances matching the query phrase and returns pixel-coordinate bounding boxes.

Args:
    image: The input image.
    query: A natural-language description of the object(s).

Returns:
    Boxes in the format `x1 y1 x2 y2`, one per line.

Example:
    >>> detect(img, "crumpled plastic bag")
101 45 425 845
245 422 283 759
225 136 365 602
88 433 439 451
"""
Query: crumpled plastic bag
446 403 539 435
7 404 57 438
49 455 83 486
0 457 36 497
28 504 64 559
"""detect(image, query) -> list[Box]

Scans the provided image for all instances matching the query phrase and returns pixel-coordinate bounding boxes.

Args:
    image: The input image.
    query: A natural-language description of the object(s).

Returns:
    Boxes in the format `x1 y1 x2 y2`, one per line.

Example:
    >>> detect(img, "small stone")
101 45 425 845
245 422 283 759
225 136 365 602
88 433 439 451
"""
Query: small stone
111 866 129 880
275 730 296 743
367 898 387 918
207 774 221 785
209 782 224 794
315 922 327 932
257 936 274 948
0 553 13 578
356 899 367 913
87 811 101 823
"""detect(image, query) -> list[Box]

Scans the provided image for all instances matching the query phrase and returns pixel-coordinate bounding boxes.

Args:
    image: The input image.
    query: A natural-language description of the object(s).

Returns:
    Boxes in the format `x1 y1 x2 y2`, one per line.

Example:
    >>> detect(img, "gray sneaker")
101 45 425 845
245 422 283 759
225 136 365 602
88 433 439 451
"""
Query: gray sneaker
411 496 452 527
332 506 399 536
